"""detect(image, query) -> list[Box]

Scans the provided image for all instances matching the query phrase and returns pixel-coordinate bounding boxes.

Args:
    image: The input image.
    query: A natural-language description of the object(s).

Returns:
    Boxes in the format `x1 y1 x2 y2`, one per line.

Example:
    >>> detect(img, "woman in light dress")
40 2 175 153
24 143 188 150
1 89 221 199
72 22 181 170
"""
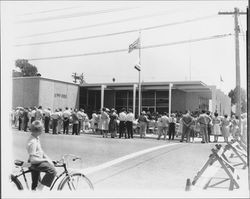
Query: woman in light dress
212 112 221 142
230 115 240 139
100 108 110 138
221 114 231 142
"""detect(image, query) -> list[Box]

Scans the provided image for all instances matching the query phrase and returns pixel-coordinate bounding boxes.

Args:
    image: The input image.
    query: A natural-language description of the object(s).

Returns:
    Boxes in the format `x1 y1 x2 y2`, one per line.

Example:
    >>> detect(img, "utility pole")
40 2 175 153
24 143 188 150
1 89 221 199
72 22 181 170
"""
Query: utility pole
218 7 246 129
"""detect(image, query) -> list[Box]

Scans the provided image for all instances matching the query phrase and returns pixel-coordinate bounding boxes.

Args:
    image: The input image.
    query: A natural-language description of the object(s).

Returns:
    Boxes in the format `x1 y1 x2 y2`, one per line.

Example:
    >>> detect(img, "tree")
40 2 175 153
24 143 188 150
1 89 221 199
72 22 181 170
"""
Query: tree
228 87 247 113
15 59 39 77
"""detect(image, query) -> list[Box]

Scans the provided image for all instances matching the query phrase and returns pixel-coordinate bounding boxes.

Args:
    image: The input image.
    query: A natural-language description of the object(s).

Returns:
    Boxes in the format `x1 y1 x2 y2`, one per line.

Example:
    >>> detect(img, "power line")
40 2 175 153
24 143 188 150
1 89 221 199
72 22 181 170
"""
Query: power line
17 10 181 38
26 33 232 61
17 5 87 16
15 14 217 46
15 6 140 23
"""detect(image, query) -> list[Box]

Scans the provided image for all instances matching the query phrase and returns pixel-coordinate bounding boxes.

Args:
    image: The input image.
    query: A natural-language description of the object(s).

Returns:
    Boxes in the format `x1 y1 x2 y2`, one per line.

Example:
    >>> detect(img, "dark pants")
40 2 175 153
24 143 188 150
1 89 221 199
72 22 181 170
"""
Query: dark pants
72 123 78 135
119 121 126 138
18 117 22 131
44 117 50 133
126 121 133 138
207 125 211 142
78 119 82 134
63 119 69 134
168 123 175 140
23 118 29 132
52 119 58 134
181 125 191 142
30 161 57 190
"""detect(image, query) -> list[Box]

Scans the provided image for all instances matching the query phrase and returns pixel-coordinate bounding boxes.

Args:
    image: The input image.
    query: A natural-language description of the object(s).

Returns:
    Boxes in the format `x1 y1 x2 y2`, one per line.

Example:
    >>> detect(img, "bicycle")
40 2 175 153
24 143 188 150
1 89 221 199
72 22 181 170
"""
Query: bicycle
10 154 94 191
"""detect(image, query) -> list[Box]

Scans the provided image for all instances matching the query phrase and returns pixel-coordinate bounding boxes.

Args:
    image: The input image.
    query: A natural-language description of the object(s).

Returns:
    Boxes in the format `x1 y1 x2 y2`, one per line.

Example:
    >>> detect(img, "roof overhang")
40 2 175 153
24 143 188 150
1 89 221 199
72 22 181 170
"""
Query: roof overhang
81 81 212 96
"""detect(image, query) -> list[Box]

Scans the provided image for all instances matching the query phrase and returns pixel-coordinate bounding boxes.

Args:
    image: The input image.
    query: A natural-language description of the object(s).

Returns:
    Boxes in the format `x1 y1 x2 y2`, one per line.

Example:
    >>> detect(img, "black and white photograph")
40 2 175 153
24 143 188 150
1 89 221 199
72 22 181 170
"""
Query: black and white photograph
1 0 249 198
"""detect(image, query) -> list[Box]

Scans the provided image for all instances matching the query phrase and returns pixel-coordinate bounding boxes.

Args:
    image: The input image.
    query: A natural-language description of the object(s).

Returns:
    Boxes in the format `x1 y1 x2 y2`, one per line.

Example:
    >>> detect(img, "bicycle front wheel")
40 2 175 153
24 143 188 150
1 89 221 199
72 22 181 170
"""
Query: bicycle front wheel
58 173 94 190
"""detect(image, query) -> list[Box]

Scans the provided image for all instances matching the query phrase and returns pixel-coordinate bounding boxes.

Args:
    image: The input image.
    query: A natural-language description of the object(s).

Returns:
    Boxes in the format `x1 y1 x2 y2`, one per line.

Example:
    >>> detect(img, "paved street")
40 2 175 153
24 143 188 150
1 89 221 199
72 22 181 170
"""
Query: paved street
10 129 249 197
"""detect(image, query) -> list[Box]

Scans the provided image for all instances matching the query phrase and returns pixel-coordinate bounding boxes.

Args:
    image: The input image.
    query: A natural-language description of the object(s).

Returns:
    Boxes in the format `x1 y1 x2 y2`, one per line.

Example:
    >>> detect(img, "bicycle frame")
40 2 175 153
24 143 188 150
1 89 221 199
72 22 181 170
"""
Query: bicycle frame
12 163 71 191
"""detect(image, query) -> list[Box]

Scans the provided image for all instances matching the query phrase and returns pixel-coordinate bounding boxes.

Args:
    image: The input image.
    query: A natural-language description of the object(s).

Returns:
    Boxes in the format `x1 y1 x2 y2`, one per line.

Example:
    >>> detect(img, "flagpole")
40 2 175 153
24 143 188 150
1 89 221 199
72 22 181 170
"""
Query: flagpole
138 31 142 116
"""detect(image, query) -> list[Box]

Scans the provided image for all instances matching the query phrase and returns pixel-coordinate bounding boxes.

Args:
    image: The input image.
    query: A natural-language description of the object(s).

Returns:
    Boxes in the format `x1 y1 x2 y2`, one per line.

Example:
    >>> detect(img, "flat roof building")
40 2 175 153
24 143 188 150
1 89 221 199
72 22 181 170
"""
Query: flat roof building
12 77 231 117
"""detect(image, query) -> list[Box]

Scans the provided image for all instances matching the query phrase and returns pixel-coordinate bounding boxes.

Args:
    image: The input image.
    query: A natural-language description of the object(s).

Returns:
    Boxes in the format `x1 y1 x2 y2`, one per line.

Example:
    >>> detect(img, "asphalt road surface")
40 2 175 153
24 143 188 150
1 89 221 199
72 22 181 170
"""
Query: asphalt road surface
9 129 249 197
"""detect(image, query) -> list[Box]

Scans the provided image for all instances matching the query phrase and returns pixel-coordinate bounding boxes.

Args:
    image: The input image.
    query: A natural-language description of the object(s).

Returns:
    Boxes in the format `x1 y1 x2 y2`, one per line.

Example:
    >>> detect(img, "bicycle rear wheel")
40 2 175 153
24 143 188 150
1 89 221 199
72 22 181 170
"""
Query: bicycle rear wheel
10 175 23 190
58 173 94 190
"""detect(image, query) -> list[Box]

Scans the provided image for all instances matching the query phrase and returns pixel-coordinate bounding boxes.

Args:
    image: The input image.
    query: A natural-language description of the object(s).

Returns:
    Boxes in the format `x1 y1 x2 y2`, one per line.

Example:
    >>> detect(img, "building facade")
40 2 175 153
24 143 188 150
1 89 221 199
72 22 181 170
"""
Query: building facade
12 77 231 117
12 77 79 110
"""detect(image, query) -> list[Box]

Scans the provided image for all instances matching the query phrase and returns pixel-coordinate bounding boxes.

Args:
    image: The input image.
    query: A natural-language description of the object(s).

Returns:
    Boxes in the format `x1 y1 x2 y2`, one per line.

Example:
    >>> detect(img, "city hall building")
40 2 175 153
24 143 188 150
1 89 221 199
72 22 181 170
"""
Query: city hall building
12 77 231 116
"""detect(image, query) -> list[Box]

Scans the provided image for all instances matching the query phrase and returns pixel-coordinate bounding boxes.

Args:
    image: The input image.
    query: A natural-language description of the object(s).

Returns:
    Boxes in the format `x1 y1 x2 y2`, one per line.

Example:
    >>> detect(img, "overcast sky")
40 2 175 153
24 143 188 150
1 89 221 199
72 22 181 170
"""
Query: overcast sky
1 0 248 94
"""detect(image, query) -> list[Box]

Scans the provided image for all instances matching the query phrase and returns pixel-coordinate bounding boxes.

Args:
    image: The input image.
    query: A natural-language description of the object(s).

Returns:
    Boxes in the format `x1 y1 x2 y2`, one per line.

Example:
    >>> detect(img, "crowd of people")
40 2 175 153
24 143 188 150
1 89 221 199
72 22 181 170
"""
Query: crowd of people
11 105 247 143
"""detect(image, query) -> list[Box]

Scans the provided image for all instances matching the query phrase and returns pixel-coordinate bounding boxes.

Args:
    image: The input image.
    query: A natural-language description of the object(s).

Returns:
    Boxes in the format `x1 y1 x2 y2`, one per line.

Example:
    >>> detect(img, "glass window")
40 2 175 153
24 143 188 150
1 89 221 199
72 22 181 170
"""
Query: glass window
156 91 169 98
116 91 127 98
142 98 155 106
142 91 155 98
156 98 169 107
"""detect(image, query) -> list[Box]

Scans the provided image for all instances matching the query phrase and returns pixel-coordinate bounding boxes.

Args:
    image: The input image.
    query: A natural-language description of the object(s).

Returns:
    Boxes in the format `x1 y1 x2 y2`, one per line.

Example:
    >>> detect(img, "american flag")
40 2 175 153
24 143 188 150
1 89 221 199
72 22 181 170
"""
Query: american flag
128 38 140 53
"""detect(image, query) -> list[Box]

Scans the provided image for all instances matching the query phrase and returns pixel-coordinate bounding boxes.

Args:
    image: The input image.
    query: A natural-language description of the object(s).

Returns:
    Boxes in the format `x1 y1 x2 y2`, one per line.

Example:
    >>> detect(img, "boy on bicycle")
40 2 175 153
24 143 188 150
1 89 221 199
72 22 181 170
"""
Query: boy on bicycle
27 120 57 190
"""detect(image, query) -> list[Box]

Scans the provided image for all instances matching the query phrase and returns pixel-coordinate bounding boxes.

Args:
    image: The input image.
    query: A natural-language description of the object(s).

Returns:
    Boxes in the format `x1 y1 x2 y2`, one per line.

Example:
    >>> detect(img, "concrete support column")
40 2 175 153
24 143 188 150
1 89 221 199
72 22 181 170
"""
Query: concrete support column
101 85 106 109
133 84 137 115
169 83 173 116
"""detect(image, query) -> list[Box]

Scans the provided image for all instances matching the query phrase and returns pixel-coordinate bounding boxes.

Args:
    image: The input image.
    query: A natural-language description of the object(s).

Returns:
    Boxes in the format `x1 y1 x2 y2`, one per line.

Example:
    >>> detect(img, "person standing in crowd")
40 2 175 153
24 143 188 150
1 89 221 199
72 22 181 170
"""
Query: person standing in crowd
138 111 149 139
119 108 127 138
168 113 176 140
109 108 118 138
18 108 24 131
14 108 19 128
180 110 193 143
26 120 57 190
23 108 29 132
189 114 196 143
241 113 247 143
91 111 98 134
212 112 221 142
158 112 169 140
156 114 163 140
43 108 51 133
197 110 211 143
57 108 63 134
30 107 37 125
206 111 212 142
126 109 135 139
62 107 71 135
230 114 240 139
35 106 43 121
221 114 231 142
100 108 110 138
97 110 102 135
51 109 60 135
71 109 79 135
77 109 84 134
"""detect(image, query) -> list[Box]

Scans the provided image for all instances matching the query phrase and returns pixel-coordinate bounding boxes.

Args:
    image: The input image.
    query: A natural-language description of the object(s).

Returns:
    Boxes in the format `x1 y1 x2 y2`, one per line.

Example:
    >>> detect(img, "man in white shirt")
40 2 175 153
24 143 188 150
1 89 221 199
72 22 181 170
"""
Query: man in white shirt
126 109 134 139
77 109 84 134
158 112 169 140
43 108 51 133
118 108 127 138
62 107 71 134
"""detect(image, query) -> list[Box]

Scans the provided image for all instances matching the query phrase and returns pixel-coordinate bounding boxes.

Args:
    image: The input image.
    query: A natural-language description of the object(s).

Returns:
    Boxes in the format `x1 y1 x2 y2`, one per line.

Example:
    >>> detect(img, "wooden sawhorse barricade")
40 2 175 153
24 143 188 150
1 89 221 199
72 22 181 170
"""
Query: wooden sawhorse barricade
186 142 245 191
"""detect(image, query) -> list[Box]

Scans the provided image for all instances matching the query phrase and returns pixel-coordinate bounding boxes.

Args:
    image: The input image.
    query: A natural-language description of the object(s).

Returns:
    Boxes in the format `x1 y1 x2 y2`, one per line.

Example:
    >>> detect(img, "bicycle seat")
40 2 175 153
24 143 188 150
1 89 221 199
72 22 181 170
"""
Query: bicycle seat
14 160 31 168
14 160 24 166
